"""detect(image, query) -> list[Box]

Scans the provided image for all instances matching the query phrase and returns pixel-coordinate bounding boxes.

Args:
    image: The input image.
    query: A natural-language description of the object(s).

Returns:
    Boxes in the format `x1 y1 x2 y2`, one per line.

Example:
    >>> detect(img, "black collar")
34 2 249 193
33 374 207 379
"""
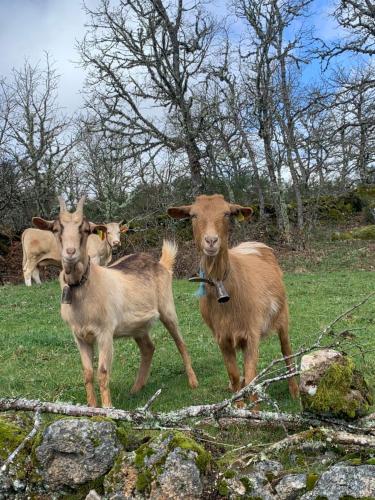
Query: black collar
61 258 90 304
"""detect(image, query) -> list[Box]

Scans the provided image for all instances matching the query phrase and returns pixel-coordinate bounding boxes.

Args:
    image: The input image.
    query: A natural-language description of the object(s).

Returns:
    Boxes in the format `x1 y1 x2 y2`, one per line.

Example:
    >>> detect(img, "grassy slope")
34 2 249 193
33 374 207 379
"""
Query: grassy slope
0 240 374 414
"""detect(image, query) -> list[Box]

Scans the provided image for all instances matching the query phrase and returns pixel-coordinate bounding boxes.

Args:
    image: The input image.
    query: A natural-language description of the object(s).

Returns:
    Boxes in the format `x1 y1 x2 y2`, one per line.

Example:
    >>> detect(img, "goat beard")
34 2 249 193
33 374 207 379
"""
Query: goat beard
63 261 85 284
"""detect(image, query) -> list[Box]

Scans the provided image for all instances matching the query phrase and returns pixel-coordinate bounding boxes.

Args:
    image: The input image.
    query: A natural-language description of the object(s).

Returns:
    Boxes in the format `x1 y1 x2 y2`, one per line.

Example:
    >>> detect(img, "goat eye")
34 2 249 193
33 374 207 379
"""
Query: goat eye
224 213 231 218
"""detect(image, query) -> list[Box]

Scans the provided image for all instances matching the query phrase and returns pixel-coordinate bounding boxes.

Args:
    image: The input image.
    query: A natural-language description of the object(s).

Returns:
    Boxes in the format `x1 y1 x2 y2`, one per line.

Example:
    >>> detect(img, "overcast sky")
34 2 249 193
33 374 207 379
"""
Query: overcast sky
0 0 94 113
0 0 343 115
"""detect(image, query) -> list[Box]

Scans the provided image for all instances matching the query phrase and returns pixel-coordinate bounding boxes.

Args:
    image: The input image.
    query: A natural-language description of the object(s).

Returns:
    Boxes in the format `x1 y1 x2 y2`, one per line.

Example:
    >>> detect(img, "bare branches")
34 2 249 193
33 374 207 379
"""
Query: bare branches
79 0 220 192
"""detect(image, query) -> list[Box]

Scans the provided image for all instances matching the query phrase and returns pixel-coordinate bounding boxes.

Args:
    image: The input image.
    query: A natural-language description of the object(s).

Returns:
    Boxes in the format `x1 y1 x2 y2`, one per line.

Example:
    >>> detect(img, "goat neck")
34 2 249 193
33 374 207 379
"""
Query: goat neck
201 246 229 282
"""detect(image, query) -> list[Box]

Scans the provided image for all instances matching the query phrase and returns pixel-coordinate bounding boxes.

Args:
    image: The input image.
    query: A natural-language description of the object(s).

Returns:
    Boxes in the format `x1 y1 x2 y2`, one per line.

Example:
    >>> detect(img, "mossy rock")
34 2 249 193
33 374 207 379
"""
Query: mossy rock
332 231 353 241
301 356 373 420
332 225 375 241
132 430 211 494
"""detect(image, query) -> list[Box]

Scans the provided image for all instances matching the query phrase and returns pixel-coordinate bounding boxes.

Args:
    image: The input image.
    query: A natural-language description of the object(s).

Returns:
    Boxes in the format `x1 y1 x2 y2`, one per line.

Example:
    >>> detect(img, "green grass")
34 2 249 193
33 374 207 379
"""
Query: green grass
0 256 374 413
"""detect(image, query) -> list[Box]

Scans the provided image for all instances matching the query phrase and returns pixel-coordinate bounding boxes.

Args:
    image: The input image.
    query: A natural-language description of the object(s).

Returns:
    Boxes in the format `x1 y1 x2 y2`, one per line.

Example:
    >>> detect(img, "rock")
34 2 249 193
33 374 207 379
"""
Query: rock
253 459 283 477
85 490 102 500
104 451 140 500
239 472 275 499
299 349 372 419
105 431 208 499
275 473 307 500
36 418 120 490
301 464 375 499
151 447 203 499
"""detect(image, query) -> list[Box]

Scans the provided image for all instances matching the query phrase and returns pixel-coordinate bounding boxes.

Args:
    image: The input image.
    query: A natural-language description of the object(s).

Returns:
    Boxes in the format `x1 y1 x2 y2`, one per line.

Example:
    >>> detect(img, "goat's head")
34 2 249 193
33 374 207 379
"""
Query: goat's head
168 194 253 258
105 222 123 248
32 196 107 274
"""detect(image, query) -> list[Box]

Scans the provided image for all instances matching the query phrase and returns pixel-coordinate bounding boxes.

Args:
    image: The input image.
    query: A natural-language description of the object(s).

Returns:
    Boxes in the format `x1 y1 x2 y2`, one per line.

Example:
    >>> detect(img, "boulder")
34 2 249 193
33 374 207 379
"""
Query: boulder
151 447 203 499
36 418 120 490
275 473 307 499
105 431 209 499
301 464 375 499
299 349 372 419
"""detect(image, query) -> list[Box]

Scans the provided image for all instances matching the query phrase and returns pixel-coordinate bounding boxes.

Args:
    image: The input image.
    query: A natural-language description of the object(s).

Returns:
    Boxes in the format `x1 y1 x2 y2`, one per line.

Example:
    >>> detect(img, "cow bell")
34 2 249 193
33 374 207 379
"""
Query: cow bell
213 280 230 303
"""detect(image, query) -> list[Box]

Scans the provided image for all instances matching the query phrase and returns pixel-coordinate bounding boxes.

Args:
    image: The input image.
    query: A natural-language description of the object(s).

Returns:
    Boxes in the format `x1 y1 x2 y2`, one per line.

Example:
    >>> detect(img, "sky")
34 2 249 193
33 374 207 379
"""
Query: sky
0 0 349 114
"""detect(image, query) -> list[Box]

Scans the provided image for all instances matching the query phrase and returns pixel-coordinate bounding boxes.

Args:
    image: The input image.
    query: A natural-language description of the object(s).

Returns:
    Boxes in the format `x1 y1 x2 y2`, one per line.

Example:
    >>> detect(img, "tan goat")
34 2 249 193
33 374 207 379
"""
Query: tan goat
33 196 198 407
22 222 124 286
168 194 299 400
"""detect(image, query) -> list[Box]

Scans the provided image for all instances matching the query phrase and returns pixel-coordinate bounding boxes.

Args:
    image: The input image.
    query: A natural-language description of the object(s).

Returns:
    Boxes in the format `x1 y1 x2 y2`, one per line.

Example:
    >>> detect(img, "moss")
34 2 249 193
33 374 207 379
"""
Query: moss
332 231 353 241
105 451 125 493
134 442 155 468
306 473 319 490
135 469 152 493
366 458 375 465
240 476 253 493
218 479 229 496
332 225 375 241
349 458 362 465
302 357 372 419
0 417 27 460
168 431 211 472
351 225 375 240
224 469 236 479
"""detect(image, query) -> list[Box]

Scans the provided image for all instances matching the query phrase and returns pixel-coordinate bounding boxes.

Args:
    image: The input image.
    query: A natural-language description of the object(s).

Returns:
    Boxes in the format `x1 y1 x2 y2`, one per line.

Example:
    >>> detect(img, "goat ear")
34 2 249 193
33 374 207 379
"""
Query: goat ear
89 223 108 235
120 225 129 233
167 205 192 219
32 217 55 231
229 204 253 221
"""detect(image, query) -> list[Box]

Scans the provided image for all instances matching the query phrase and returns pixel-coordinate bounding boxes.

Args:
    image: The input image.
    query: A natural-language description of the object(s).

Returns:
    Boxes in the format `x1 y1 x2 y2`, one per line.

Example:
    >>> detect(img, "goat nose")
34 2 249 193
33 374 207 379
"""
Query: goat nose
205 235 219 246
66 247 76 256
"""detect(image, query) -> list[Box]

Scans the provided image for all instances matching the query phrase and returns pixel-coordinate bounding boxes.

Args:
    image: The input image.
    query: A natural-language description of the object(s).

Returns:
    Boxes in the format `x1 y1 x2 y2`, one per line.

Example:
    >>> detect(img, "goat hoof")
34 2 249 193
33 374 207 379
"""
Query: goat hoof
130 384 143 394
189 375 199 389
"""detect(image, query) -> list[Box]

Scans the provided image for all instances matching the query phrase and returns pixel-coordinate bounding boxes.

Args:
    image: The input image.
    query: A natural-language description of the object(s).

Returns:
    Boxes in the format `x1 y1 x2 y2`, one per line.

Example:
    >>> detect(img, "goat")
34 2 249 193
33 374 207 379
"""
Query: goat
168 194 299 400
33 196 198 407
22 222 124 286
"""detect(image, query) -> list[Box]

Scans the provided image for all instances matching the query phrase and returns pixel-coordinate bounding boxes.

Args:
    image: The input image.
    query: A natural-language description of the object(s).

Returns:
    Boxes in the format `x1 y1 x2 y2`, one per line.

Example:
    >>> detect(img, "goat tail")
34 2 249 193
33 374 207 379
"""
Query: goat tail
159 240 177 274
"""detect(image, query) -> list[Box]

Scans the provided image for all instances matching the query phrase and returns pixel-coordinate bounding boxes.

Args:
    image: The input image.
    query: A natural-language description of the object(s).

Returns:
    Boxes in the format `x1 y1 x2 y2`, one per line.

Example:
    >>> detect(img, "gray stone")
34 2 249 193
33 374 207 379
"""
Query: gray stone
301 464 375 500
151 447 203 500
253 459 283 477
36 418 120 490
275 474 307 500
85 490 102 500
239 471 275 499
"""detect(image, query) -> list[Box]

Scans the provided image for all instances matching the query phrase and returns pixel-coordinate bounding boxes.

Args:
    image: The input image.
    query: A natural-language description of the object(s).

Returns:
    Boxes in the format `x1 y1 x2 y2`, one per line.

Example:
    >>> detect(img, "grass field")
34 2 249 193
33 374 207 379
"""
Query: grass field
0 240 374 414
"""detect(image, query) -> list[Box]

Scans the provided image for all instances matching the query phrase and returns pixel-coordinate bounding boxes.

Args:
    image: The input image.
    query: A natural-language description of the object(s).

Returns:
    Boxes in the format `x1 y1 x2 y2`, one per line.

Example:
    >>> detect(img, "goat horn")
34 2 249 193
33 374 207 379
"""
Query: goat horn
58 196 67 212
76 195 86 213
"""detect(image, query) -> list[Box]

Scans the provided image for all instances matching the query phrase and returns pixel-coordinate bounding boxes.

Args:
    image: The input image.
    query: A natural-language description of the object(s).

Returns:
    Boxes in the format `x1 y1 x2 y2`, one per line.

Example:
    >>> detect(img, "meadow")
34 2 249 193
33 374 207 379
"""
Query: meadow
0 239 374 415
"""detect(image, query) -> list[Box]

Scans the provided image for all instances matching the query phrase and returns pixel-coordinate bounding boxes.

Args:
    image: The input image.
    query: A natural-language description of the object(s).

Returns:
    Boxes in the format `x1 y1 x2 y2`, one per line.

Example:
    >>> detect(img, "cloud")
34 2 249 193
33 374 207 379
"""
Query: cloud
0 0 95 114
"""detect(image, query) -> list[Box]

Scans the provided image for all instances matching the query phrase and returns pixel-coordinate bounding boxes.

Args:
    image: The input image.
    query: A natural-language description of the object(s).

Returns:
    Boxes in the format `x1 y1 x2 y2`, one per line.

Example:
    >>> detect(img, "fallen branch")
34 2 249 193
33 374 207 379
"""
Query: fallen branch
0 397 373 435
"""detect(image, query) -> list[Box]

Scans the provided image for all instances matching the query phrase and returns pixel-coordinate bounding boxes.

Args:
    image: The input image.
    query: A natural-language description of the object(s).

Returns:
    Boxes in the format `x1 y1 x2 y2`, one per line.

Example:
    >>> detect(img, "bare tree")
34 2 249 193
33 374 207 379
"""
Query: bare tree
320 0 375 60
1 56 74 218
79 0 219 193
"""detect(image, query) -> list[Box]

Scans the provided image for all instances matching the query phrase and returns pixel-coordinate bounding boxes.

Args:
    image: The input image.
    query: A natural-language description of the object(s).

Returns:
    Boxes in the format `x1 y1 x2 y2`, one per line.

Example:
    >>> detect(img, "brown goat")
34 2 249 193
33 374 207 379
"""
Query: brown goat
33 196 198 407
168 194 299 399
